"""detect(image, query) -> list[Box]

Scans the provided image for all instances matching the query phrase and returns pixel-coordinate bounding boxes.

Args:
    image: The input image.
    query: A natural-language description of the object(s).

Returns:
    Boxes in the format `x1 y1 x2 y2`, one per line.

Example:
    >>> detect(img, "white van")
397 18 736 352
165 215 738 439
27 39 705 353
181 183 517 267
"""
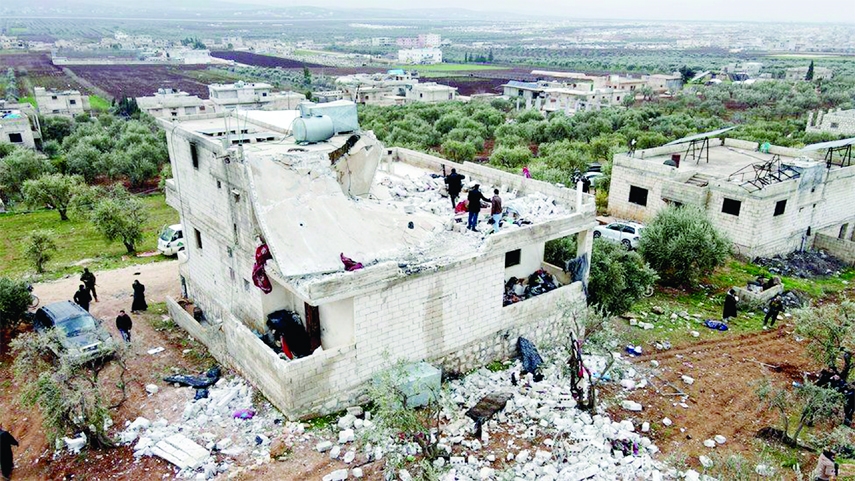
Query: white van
157 224 185 256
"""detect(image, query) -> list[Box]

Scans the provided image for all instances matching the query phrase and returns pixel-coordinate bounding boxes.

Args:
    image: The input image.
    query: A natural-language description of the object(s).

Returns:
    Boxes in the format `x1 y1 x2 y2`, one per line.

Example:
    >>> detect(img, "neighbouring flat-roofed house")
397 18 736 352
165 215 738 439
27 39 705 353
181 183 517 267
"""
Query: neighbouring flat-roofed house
607 129 855 259
208 82 305 112
34 86 89 116
641 74 683 93
807 109 855 137
165 48 213 65
0 108 37 149
502 80 630 113
136 89 212 119
406 82 457 103
785 66 833 81
398 48 442 65
157 102 596 418
336 71 456 106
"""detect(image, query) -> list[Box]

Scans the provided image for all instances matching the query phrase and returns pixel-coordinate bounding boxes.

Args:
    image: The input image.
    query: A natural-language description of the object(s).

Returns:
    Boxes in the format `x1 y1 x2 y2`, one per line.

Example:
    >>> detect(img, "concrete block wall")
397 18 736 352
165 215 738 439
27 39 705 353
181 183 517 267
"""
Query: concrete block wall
814 234 855 266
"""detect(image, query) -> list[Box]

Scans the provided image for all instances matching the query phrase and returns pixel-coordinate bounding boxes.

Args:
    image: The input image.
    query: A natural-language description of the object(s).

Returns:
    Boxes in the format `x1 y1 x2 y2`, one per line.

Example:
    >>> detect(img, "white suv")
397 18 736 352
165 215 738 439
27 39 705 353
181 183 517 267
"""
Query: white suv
593 222 645 249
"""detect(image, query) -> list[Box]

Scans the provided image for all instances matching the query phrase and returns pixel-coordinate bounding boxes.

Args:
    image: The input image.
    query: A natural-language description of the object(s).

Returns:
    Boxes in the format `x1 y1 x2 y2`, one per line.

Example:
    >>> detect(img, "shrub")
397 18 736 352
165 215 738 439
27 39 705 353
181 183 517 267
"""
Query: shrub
22 173 86 221
0 277 31 327
794 301 855 372
544 236 578 267
0 148 54 200
489 145 532 169
588 239 658 315
25 230 57 273
440 140 476 163
638 205 730 287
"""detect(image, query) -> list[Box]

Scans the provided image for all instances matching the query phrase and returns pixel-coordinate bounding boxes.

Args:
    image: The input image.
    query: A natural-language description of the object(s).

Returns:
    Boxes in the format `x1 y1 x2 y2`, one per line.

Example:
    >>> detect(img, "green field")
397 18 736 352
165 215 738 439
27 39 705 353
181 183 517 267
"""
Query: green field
765 54 855 60
89 95 111 111
393 63 509 72
0 194 178 280
17 96 37 108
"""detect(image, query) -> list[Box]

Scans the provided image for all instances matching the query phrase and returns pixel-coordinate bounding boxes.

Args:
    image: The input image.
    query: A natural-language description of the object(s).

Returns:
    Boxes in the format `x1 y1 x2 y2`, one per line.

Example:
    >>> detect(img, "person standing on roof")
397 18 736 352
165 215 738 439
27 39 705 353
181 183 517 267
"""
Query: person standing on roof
73 284 92 312
467 184 490 231
491 189 503 233
444 168 465 209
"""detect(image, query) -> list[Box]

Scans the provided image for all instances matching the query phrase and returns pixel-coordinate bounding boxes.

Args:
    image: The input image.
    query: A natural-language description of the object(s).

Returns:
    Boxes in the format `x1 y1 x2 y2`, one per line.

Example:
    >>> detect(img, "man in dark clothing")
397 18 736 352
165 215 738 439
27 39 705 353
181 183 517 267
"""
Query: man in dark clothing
466 184 490 231
0 426 18 481
444 168 465 208
73 284 92 312
80 267 98 302
763 294 784 329
131 280 147 313
116 310 133 343
490 189 503 233
722 288 738 321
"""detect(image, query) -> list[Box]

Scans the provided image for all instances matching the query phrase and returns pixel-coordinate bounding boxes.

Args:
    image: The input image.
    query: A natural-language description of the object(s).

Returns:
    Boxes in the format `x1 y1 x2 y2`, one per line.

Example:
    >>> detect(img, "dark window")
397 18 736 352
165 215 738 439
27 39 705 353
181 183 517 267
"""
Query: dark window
51 95 58 100
8 133 23 143
216 180 221 189
830 122 839 129
774 200 786 216
190 142 199 169
622 226 636 234
840 224 849 239
194 228 202 249
505 249 521 268
628 186 648 206
722 198 741 216
607 224 623 231
69 99 76 105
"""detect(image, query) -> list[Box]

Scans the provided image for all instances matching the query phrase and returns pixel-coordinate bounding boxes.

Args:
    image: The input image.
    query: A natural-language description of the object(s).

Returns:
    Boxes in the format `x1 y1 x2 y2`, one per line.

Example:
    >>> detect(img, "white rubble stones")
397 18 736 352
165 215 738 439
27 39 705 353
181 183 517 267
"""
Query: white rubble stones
343 450 355 463
64 433 87 454
681 375 694 385
703 439 717 448
151 433 209 470
329 445 341 459
338 428 355 444
755 464 776 476
662 417 673 426
351 467 363 478
621 400 643 411
145 384 159 395
316 441 334 452
322 468 349 481
684 469 700 481
714 435 726 444
699 455 713 468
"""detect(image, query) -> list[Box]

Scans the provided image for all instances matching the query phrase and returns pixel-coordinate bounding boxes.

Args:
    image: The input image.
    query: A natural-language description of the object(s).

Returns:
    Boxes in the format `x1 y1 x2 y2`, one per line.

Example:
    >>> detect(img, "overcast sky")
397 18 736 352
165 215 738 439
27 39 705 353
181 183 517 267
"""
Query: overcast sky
227 0 855 23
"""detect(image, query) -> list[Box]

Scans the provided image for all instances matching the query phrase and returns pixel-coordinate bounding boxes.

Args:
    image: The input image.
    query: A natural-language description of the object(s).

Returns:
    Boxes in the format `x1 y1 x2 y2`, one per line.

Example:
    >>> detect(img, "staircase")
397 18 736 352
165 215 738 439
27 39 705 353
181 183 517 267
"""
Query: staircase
685 173 715 187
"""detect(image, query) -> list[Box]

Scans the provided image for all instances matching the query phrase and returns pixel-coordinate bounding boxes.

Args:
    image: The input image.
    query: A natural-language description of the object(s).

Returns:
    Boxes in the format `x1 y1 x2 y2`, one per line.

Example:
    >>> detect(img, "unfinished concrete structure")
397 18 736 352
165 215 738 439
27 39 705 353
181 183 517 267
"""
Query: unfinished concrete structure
335 71 457 106
136 89 212 119
208 82 305 113
0 103 40 149
158 105 596 418
34 87 90 116
607 130 855 258
807 109 855 137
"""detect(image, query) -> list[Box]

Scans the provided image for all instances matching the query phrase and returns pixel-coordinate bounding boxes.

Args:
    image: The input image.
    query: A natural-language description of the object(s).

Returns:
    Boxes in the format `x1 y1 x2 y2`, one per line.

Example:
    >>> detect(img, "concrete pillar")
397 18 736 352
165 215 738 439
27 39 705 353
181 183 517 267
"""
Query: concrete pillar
576 229 594 283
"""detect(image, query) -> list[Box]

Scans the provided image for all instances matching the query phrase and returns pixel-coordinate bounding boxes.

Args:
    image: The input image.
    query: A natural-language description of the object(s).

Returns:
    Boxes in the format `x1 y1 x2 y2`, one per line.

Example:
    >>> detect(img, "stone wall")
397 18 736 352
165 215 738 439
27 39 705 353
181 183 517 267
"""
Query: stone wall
814 234 855 266
807 109 855 136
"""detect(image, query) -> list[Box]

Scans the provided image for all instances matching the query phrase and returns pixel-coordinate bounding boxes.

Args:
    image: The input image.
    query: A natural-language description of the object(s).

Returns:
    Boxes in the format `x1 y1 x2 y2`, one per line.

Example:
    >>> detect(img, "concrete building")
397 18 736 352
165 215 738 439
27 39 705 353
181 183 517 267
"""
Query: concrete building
418 34 442 48
406 82 457 103
641 74 683 94
502 80 631 113
807 109 855 137
335 71 456 106
208 82 305 112
34 87 90 117
136 89 212 119
785 66 833 81
370 37 393 47
398 48 443 65
0 109 37 149
157 105 596 418
606 130 855 258
165 48 213 65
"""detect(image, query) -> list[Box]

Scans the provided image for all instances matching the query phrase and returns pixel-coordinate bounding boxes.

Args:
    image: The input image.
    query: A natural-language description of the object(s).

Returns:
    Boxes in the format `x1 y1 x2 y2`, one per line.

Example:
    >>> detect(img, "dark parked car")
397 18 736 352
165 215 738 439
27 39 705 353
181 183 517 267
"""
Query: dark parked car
33 301 116 362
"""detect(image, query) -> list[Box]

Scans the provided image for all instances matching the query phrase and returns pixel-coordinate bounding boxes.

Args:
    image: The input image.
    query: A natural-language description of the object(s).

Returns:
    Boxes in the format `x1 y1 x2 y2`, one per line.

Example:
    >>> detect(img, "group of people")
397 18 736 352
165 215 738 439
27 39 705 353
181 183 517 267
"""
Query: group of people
722 288 785 330
70 268 148 344
444 168 504 233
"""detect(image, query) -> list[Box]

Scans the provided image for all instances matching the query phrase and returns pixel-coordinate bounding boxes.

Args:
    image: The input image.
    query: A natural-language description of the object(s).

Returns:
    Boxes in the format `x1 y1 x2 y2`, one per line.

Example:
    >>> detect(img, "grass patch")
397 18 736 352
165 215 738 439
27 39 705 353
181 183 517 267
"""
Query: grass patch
393 63 509 73
305 411 343 431
184 68 245 84
18 96 37 108
0 194 177 280
486 360 511 372
88 95 110 111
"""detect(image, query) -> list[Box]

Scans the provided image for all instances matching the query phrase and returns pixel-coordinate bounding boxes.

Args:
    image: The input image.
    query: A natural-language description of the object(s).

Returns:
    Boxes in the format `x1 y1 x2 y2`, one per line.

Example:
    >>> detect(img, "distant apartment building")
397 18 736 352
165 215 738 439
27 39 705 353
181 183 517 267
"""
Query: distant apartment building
807 109 855 137
398 48 443 65
418 34 442 48
371 37 393 47
208 82 305 112
396 37 419 48
221 36 244 48
722 62 763 77
34 87 90 117
136 89 212 119
785 66 833 81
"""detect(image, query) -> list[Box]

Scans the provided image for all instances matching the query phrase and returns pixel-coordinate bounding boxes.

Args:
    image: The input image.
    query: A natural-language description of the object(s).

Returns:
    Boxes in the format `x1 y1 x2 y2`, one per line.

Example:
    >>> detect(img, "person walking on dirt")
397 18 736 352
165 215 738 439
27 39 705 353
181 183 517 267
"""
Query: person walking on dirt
763 294 784 330
116 310 133 343
814 447 838 481
0 425 18 481
722 288 738 321
444 168 465 209
73 284 92 312
131 280 147 313
80 267 98 302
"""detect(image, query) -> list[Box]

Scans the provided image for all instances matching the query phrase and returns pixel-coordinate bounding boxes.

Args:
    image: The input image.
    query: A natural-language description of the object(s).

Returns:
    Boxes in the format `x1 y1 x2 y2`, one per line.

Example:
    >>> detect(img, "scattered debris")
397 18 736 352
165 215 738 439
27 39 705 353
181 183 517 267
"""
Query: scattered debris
754 250 846 278
147 347 165 355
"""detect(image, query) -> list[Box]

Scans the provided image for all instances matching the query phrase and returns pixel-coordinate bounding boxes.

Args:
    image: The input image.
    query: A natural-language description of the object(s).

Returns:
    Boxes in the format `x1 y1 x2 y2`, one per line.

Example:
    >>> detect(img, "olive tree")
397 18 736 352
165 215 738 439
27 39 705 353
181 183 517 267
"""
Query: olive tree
638 205 730 287
489 145 532 169
0 148 54 200
795 301 855 372
588 239 658 315
22 173 86 221
90 190 149 253
0 277 31 328
25 230 57 273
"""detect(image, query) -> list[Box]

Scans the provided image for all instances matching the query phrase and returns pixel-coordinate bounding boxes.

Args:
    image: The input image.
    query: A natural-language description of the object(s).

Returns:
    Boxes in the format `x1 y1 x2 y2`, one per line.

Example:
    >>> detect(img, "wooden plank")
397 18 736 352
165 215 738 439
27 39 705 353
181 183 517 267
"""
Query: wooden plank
304 302 322 352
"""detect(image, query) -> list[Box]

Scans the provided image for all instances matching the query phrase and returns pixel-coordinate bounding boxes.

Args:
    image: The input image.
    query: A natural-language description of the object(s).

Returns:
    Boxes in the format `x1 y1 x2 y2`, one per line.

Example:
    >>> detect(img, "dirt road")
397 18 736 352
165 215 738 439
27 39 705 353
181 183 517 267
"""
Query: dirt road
31 260 180 320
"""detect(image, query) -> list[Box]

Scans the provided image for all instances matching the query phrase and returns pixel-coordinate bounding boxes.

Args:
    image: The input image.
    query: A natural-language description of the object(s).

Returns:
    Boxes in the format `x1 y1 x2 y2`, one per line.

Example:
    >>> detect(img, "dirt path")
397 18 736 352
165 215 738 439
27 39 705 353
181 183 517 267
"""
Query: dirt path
610 323 823 472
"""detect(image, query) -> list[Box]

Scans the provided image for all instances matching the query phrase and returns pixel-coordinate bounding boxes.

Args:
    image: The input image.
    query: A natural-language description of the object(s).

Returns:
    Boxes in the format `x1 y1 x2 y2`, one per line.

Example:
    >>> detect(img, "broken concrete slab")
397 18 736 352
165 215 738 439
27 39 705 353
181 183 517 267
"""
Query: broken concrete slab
151 433 210 470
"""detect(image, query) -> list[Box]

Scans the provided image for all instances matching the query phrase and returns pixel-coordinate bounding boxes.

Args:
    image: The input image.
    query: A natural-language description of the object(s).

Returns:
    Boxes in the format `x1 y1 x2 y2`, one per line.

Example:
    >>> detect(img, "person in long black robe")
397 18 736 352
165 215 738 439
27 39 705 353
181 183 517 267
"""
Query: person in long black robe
131 280 147 313
723 288 738 321
0 427 18 480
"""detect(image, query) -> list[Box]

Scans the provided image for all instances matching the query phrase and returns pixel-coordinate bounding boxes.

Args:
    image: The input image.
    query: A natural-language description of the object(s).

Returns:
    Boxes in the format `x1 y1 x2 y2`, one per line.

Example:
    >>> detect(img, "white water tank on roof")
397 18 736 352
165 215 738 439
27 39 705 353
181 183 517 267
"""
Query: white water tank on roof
293 115 334 143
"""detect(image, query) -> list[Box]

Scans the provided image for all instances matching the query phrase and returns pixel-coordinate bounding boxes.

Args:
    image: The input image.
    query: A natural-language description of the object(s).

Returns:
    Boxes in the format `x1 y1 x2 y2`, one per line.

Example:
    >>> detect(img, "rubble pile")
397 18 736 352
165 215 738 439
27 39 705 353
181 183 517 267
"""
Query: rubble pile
118 377 302 479
754 250 846 278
